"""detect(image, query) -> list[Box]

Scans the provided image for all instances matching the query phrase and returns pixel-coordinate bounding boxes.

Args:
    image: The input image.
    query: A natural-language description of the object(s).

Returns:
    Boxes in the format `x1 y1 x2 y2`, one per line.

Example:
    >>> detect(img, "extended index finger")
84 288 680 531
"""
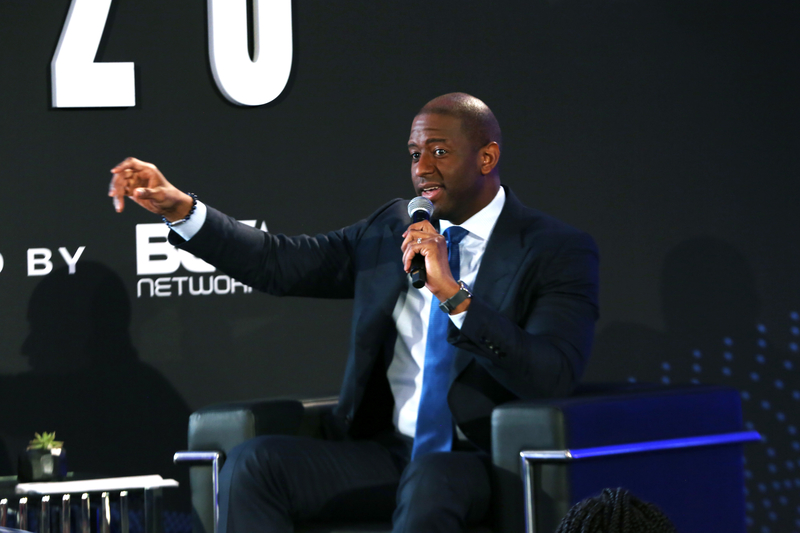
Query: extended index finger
108 170 130 212
110 157 149 174
109 158 146 213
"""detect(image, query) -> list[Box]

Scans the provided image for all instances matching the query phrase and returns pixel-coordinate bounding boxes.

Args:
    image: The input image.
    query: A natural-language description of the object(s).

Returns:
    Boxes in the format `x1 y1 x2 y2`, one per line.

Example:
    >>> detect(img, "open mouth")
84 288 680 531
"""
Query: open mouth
420 185 442 200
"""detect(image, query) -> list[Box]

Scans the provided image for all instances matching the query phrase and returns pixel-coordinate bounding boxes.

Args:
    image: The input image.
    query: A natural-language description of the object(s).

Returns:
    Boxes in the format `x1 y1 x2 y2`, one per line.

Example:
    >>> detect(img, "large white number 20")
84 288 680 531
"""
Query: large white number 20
51 0 135 108
51 0 293 108
208 0 293 107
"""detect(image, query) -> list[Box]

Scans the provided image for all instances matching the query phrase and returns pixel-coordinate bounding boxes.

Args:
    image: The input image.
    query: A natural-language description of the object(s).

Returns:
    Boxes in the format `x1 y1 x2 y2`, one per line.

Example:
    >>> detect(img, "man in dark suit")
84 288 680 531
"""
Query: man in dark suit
109 93 599 532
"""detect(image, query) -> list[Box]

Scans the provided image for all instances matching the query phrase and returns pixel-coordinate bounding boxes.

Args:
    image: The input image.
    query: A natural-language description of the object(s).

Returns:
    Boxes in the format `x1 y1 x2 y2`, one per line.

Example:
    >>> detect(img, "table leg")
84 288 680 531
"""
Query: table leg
79 494 90 533
100 493 110 533
120 491 129 533
61 495 70 533
19 497 28 531
0 498 7 527
39 496 50 533
143 488 163 533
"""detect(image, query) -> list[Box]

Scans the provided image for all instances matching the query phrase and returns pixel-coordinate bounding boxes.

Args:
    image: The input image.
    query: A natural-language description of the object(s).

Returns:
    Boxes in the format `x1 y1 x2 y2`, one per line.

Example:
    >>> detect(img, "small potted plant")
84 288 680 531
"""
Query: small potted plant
18 432 67 482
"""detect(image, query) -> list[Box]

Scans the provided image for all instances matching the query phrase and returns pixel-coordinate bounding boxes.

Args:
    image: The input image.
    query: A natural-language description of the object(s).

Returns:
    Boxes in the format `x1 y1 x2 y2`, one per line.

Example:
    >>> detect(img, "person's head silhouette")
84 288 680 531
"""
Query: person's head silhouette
22 261 137 373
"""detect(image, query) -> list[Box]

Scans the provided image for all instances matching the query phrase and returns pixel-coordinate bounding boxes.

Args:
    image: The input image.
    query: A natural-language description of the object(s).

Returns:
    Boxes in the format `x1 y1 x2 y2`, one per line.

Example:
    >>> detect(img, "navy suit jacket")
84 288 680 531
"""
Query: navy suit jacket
171 187 599 452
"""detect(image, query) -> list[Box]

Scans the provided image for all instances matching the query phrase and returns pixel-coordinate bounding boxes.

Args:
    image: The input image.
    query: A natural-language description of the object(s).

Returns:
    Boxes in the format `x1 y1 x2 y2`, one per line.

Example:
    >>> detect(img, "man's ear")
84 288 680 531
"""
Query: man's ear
479 142 500 175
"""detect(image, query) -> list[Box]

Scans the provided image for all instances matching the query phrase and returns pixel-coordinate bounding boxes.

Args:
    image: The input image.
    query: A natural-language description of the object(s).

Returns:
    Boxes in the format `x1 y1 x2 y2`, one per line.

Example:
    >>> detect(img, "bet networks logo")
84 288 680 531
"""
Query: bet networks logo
135 220 267 298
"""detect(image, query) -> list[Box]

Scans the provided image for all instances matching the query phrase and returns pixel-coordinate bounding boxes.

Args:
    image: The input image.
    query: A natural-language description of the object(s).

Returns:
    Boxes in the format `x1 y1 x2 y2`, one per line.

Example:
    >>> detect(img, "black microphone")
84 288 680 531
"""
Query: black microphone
407 197 434 289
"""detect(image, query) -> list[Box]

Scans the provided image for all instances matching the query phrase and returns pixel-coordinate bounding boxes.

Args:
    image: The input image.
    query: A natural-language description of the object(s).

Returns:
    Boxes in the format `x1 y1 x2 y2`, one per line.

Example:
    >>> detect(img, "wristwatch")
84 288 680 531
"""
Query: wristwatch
439 280 473 314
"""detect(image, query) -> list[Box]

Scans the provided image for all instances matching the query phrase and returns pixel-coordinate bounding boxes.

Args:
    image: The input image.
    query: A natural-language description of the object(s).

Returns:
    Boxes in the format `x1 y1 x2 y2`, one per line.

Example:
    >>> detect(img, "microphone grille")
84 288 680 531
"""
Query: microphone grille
408 196 434 218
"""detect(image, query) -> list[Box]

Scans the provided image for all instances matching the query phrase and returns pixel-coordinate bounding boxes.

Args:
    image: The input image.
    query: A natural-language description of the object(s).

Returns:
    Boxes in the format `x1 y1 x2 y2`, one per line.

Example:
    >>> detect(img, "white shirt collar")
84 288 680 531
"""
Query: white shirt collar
439 186 506 241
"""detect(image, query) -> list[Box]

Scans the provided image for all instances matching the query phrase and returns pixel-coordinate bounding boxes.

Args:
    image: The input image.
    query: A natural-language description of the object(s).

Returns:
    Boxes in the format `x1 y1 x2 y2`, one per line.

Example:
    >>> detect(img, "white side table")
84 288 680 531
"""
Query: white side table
1 475 178 533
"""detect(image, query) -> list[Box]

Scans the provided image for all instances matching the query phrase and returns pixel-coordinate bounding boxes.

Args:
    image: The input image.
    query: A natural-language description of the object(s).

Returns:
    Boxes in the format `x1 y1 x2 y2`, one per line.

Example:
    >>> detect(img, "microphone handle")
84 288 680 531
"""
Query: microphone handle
409 209 431 289
410 255 426 288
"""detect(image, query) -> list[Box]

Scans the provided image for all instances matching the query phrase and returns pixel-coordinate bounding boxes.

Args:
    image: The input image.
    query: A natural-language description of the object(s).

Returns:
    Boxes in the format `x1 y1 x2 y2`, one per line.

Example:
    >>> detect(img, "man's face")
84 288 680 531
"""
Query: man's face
408 112 485 225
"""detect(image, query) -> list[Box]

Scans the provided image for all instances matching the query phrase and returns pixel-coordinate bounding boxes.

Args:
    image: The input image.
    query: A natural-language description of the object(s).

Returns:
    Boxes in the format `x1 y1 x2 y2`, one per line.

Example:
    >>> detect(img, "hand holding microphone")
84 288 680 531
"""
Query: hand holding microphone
401 197 462 306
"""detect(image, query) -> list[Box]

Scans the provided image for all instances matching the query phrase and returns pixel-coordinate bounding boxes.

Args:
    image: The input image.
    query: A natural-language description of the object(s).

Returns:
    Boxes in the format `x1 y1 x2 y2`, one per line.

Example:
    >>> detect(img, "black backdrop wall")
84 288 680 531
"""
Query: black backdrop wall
1 0 798 530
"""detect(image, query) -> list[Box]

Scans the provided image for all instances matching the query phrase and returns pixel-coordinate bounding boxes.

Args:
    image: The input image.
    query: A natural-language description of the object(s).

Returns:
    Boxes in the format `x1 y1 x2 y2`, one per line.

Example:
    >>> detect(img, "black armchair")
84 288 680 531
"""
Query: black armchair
175 384 759 533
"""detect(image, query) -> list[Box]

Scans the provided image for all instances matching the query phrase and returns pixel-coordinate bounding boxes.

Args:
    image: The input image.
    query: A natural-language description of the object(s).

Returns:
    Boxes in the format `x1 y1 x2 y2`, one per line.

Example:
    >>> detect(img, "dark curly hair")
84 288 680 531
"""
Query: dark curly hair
555 488 678 533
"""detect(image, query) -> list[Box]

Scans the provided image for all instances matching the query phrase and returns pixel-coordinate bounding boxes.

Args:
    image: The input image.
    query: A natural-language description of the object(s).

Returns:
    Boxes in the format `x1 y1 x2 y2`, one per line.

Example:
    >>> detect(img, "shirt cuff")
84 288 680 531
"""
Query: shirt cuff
448 309 467 329
169 200 208 241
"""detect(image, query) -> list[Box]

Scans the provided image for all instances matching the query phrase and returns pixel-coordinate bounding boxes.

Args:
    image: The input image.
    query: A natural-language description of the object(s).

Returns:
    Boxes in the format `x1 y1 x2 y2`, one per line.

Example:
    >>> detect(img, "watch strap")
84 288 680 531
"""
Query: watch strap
439 281 472 314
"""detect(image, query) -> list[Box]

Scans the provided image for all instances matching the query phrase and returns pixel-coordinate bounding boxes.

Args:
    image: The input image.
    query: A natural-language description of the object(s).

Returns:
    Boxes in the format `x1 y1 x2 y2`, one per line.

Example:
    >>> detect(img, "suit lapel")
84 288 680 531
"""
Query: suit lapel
347 209 409 412
451 188 528 378
378 220 411 316
472 190 526 309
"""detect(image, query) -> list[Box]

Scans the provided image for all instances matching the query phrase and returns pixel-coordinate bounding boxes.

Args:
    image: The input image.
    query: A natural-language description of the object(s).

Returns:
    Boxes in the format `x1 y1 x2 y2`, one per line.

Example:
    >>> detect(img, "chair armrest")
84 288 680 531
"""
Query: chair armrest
181 396 338 533
489 384 747 533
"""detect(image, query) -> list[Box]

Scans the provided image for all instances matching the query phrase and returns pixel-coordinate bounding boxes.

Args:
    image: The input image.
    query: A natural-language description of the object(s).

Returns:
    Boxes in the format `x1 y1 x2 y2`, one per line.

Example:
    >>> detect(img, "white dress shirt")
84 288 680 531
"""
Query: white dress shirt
172 187 507 439
386 188 506 437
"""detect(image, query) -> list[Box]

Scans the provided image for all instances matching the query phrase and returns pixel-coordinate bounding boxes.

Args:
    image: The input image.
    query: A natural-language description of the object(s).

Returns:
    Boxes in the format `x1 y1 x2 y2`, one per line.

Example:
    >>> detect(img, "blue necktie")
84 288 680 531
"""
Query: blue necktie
412 226 469 459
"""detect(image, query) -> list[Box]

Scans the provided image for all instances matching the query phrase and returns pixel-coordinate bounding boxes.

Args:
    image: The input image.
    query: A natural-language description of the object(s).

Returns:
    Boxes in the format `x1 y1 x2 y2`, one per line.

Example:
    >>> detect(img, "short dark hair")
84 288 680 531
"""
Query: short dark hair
555 488 678 533
417 92 502 151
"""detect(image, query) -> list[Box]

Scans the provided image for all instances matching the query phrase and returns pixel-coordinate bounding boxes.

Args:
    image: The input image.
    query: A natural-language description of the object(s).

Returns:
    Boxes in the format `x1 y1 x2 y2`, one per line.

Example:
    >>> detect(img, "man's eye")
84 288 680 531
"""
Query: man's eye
434 148 447 156
410 152 421 161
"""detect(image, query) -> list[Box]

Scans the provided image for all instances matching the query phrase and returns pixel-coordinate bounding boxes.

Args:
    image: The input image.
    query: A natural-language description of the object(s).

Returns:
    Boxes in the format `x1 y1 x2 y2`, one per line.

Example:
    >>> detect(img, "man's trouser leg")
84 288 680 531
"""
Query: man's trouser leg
392 451 492 533
218 434 404 533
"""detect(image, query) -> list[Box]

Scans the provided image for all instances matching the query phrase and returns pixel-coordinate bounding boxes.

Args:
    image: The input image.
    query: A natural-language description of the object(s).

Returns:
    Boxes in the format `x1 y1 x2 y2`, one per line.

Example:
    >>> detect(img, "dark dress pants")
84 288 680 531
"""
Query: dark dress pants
218 434 491 533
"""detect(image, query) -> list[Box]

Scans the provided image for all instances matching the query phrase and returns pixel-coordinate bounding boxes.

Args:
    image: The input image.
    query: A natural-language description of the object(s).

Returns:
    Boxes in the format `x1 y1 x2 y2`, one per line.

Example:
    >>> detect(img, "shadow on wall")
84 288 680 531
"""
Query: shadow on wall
587 237 761 383
0 262 191 508
585 237 799 532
